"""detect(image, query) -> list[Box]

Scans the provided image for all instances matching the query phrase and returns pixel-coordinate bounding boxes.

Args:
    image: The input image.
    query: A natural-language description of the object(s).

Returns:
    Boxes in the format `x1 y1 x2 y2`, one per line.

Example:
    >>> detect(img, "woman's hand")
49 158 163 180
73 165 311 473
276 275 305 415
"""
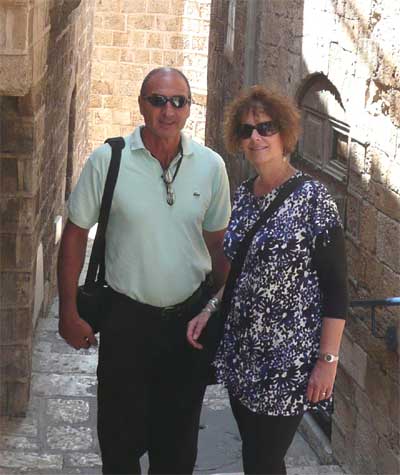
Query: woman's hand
306 359 338 403
187 311 211 350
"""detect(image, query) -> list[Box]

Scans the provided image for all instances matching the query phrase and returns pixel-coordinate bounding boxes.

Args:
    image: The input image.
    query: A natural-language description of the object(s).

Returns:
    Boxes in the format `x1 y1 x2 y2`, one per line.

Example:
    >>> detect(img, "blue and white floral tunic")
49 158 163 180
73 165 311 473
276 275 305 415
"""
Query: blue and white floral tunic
214 172 347 416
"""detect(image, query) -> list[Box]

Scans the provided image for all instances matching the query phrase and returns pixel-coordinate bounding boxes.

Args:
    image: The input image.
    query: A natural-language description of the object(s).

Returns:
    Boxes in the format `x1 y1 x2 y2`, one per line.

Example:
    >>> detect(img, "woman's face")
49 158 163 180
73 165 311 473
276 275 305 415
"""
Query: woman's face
238 110 284 169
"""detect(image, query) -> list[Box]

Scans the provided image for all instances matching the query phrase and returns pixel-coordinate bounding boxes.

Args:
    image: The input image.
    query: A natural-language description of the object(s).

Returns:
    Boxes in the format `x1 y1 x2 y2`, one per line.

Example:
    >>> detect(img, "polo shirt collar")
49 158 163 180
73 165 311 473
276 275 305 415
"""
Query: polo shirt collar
129 126 194 157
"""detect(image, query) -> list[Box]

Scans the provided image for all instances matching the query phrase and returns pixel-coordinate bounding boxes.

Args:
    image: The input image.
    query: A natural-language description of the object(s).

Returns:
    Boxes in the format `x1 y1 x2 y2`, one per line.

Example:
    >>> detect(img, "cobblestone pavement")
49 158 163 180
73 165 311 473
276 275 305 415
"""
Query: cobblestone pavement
0 236 345 475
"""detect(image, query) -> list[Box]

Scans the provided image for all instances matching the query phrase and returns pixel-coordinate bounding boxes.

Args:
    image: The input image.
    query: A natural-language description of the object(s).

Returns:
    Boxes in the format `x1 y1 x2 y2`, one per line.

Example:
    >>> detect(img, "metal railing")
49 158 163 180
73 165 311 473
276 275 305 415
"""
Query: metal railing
350 297 400 351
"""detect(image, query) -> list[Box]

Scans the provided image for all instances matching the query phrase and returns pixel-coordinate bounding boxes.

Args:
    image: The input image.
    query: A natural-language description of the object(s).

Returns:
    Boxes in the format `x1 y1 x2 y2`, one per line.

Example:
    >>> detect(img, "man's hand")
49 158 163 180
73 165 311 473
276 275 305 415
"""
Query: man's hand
59 309 97 350
187 311 211 350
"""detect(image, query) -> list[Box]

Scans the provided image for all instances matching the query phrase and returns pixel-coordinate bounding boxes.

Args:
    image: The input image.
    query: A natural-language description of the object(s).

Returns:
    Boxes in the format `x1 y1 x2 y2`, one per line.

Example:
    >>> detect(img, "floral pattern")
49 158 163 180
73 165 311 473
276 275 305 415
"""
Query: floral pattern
214 172 342 415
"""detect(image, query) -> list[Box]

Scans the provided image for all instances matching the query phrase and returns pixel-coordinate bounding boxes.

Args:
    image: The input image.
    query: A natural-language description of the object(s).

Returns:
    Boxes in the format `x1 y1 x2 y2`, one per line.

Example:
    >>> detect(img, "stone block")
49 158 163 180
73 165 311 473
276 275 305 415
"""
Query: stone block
345 192 361 241
369 146 390 184
155 15 182 32
0 271 33 307
0 232 35 270
112 31 129 46
368 182 400 222
134 49 150 65
119 64 144 81
103 13 126 31
0 307 31 342
0 115 34 153
0 382 30 416
93 108 112 124
387 160 400 194
331 419 354 471
99 47 121 62
94 28 112 46
103 95 123 109
331 390 356 437
127 14 155 30
146 32 163 49
32 373 97 398
354 384 398 446
381 265 400 301
119 96 137 110
112 110 131 126
376 213 400 273
0 52 33 96
91 79 113 95
362 254 384 294
359 201 377 253
0 4 29 52
119 79 139 96
192 35 208 51
339 332 367 390
64 452 102 468
378 437 400 475
128 30 145 47
41 388 98 424
163 50 177 66
89 94 102 108
0 345 30 381
46 425 93 450
365 358 399 424
150 50 163 65
0 448 62 470
121 0 146 13
120 49 135 63
148 0 169 14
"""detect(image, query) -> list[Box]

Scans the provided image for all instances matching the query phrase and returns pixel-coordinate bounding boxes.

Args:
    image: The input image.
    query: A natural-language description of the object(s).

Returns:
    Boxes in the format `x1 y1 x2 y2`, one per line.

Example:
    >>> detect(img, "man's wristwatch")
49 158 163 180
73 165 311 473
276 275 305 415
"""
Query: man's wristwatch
319 352 339 363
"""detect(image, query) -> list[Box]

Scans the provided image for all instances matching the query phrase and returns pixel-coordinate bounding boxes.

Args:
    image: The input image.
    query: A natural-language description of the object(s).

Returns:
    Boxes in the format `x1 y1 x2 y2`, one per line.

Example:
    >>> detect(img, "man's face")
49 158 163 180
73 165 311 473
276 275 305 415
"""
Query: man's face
138 71 191 141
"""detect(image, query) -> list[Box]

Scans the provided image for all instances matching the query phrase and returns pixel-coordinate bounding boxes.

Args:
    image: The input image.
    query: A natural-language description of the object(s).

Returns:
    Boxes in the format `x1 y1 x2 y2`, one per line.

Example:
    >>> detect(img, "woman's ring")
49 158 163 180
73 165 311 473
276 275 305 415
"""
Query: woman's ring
322 392 327 396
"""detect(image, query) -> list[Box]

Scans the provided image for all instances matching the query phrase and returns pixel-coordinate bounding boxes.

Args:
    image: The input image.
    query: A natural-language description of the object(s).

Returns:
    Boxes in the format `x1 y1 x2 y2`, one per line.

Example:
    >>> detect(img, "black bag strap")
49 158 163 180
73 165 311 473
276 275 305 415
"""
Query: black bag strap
220 174 309 317
84 137 125 286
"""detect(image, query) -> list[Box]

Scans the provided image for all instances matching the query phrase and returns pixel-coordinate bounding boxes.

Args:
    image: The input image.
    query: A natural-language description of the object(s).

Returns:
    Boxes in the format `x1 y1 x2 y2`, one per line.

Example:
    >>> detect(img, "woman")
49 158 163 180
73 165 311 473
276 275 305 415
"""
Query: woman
187 86 348 475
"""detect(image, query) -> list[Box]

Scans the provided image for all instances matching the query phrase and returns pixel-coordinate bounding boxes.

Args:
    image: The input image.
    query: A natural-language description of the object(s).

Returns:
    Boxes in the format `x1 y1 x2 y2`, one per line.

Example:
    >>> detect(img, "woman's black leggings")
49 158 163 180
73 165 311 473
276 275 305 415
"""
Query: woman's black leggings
230 396 304 475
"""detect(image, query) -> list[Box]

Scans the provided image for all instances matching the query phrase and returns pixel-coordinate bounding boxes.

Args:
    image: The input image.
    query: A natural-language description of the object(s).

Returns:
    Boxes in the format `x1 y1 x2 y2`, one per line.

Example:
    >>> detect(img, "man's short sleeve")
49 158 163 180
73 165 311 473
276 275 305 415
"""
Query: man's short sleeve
203 156 231 232
68 145 110 229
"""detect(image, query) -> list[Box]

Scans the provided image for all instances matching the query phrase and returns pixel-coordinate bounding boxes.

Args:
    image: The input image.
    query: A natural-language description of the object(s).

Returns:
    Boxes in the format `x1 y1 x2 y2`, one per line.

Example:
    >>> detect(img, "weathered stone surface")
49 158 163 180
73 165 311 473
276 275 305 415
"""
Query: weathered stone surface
0 450 62 471
0 435 38 451
31 374 97 398
46 425 93 451
64 452 102 468
47 399 90 424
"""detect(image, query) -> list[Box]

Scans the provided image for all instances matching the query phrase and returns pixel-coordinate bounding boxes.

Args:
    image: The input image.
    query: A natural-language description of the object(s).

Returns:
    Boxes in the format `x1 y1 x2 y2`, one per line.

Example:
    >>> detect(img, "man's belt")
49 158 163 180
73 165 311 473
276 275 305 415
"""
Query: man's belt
109 281 209 320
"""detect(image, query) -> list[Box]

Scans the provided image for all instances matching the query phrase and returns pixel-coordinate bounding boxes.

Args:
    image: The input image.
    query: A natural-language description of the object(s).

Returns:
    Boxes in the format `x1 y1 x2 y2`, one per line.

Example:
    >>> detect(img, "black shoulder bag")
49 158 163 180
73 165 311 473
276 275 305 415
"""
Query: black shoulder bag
76 137 125 333
199 174 309 379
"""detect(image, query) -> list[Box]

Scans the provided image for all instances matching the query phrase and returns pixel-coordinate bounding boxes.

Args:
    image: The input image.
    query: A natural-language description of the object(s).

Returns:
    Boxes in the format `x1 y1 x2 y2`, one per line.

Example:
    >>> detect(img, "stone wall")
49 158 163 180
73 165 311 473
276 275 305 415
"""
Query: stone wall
0 0 95 415
88 0 211 151
207 1 399 473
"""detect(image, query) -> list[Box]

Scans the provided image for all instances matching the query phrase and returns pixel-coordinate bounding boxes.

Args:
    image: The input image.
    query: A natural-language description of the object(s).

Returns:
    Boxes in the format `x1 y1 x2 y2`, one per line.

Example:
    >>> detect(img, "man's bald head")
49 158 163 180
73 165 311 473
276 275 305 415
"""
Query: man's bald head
140 67 191 100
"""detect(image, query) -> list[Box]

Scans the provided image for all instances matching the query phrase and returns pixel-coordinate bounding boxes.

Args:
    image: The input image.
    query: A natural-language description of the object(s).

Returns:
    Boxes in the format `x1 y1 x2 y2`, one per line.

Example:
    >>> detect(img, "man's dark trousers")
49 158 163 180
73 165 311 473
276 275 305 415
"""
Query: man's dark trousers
97 287 209 475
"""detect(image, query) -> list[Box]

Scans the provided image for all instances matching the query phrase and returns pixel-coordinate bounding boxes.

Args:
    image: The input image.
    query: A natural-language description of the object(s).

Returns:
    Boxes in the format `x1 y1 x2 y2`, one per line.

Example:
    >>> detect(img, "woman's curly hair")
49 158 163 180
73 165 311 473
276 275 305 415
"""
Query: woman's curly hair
223 85 301 155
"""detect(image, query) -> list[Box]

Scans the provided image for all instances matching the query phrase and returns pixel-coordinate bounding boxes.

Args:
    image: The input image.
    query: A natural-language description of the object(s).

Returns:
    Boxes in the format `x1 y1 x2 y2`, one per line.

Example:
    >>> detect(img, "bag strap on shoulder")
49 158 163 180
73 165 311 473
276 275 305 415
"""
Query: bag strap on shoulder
85 137 125 286
220 174 310 317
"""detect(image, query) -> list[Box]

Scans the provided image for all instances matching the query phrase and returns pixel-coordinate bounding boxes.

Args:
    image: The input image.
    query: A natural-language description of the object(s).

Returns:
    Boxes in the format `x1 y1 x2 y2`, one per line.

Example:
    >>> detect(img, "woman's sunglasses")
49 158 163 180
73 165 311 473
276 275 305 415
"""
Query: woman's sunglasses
143 94 190 109
237 121 279 139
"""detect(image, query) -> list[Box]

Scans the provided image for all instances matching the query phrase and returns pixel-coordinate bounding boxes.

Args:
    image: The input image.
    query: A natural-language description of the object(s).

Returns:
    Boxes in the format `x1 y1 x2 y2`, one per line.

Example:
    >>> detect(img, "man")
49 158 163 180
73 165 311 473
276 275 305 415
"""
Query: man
57 67 231 474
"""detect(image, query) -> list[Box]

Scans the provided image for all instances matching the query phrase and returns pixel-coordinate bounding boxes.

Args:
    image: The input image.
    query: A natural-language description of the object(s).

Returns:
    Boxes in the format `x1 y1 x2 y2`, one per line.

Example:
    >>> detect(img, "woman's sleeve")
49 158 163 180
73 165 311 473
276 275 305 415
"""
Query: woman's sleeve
312 226 349 320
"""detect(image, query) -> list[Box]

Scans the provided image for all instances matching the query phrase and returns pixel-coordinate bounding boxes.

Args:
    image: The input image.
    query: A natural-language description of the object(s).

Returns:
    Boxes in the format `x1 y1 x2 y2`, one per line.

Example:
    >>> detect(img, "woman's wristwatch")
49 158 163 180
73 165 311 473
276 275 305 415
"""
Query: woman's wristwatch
319 352 339 363
202 296 220 314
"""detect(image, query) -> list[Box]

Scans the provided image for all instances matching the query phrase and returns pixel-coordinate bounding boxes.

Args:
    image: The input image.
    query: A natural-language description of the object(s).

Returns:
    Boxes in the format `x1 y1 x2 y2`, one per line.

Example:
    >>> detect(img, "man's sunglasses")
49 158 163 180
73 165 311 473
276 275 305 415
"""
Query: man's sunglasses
143 94 190 109
237 121 279 139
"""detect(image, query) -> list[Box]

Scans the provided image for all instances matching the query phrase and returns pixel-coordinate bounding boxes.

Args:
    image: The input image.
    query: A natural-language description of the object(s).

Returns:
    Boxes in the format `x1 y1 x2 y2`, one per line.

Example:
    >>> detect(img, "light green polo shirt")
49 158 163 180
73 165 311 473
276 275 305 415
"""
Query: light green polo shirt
68 127 231 307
